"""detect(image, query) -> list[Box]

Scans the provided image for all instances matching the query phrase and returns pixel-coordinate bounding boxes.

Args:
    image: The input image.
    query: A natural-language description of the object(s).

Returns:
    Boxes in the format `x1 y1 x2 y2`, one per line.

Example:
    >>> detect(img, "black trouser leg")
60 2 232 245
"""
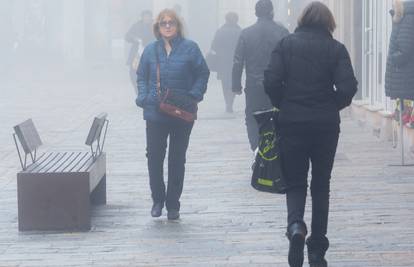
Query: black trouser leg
146 121 169 205
244 88 273 151
245 111 259 151
309 132 338 241
166 121 194 211
281 134 311 228
281 131 338 266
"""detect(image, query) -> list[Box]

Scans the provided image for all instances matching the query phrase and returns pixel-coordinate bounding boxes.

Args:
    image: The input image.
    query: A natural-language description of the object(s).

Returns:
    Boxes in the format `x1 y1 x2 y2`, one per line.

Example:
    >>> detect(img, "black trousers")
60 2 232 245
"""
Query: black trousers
280 130 339 243
146 120 194 211
245 88 273 151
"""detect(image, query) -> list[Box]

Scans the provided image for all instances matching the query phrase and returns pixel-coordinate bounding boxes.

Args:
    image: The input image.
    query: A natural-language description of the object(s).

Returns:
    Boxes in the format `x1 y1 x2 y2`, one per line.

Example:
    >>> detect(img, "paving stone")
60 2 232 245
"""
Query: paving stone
0 66 413 266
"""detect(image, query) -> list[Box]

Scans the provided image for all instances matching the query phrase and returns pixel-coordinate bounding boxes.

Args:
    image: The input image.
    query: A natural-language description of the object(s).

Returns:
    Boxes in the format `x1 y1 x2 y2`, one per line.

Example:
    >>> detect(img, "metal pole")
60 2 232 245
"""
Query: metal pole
13 134 25 170
400 99 405 165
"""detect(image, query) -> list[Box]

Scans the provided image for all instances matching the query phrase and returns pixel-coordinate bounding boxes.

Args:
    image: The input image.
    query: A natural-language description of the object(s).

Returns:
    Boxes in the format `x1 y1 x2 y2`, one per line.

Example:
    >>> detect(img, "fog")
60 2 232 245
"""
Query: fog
0 0 366 158
0 0 310 79
2 2 414 266
2 0 333 172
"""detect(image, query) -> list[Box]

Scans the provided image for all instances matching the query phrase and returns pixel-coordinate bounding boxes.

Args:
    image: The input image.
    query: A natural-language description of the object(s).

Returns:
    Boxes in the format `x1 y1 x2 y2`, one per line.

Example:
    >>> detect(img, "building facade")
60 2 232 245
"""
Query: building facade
326 0 414 155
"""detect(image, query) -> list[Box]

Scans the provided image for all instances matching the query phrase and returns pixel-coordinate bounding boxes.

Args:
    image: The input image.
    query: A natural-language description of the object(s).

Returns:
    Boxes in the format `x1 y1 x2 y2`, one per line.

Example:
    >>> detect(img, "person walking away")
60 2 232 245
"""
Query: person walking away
385 0 414 119
232 0 289 151
125 10 154 93
135 9 210 220
264 2 358 266
209 12 241 113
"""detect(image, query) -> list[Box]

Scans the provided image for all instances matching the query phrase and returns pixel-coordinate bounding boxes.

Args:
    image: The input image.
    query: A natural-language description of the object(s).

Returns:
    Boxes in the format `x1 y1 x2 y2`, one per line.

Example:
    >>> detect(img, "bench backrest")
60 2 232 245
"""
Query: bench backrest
13 119 43 154
85 113 108 146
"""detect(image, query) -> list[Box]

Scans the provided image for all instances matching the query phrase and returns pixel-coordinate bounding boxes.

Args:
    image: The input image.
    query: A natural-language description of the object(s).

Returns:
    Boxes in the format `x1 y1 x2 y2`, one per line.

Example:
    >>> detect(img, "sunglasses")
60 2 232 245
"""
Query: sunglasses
159 20 177 28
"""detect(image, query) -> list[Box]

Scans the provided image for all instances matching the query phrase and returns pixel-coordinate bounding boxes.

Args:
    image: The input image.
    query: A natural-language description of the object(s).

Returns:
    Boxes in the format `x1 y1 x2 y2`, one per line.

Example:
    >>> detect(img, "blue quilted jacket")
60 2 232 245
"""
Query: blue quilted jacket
136 36 210 121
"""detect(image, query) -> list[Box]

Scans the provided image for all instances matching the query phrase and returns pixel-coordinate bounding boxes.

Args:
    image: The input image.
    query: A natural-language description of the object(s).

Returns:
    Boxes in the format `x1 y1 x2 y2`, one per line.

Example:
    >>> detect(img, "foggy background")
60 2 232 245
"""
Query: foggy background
0 0 369 158
0 0 369 167
1 0 322 174
0 0 308 76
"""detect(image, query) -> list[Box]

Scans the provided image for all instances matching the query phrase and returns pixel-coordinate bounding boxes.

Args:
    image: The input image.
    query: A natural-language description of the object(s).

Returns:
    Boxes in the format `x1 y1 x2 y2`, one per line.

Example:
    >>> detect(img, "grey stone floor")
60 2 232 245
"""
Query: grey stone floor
0 66 413 266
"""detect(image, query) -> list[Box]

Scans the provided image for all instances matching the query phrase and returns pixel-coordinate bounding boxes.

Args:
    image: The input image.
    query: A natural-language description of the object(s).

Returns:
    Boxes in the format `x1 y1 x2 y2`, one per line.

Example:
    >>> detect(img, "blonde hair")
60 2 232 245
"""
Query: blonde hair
153 9 184 39
393 0 404 23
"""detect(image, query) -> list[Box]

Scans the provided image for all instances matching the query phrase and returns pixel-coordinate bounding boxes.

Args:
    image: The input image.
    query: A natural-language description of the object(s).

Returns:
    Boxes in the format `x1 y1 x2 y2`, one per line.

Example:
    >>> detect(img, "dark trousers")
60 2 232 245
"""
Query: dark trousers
245 88 273 151
280 131 339 243
220 79 235 112
146 120 194 211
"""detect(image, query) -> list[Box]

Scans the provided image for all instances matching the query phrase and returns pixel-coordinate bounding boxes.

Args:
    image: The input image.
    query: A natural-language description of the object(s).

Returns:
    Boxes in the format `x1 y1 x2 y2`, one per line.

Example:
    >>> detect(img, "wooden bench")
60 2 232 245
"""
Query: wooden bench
13 113 109 231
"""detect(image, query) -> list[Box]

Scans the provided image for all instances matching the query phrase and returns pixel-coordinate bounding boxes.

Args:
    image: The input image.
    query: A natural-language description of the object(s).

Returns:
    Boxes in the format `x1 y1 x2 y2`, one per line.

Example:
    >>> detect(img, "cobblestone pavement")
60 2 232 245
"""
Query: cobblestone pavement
0 66 413 267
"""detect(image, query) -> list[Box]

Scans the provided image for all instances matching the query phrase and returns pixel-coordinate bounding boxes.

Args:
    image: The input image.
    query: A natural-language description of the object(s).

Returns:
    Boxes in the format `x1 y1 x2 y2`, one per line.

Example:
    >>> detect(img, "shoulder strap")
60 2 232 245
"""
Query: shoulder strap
155 44 161 97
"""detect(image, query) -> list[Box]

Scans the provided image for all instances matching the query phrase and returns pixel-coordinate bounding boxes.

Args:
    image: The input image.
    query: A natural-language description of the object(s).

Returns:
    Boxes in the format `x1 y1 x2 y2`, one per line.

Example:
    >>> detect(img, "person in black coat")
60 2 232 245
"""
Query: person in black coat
385 0 414 101
264 2 358 267
210 12 241 113
232 0 289 151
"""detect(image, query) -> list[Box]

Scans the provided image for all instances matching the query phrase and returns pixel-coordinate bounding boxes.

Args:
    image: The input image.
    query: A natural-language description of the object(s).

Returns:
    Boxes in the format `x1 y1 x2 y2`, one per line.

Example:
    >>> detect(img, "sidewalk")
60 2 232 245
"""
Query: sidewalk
0 66 413 267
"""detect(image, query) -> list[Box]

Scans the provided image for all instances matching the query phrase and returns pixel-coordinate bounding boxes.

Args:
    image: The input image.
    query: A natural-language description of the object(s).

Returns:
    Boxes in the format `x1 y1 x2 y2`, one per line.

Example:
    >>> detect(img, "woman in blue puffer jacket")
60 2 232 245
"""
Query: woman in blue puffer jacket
136 9 210 220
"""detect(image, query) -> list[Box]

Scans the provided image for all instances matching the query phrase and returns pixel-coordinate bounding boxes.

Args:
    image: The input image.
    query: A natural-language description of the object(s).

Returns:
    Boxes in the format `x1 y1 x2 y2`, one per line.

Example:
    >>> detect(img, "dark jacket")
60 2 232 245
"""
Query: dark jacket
125 21 154 65
264 26 358 132
232 18 289 93
136 37 210 122
211 22 242 81
385 2 414 100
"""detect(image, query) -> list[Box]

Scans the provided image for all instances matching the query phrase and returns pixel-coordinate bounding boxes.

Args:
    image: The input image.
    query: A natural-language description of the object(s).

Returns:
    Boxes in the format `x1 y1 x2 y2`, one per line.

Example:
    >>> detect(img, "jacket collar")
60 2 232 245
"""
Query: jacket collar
157 35 183 48
224 22 240 28
257 17 274 23
295 25 333 38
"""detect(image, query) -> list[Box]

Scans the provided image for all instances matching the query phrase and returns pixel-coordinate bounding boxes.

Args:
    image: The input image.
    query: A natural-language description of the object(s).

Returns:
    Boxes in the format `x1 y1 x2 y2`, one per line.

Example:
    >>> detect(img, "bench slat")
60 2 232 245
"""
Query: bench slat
75 155 95 173
43 152 72 173
23 152 46 170
53 152 79 173
34 153 62 173
68 152 91 173
23 152 55 173
77 155 96 173
60 152 86 172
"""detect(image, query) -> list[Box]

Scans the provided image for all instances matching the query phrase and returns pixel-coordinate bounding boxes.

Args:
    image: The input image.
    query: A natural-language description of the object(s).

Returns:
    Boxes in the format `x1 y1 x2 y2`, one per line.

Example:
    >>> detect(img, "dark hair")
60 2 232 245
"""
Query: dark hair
153 9 184 39
298 1 336 33
255 0 274 19
225 12 239 24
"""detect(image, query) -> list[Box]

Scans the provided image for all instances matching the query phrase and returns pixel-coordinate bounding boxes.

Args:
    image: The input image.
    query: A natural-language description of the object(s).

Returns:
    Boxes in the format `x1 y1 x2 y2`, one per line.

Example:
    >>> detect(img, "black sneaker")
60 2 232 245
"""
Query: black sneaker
151 203 163 218
167 209 180 220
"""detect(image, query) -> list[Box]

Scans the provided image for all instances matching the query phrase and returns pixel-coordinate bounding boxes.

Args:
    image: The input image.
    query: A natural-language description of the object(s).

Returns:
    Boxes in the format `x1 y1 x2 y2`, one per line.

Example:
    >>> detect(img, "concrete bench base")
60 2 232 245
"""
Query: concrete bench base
17 153 106 232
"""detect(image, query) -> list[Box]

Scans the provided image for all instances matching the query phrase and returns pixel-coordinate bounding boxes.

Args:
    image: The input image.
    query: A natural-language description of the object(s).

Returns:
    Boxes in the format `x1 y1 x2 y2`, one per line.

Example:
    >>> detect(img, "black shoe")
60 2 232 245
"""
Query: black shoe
167 209 180 220
307 236 329 267
151 203 163 218
309 259 327 267
287 222 307 267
